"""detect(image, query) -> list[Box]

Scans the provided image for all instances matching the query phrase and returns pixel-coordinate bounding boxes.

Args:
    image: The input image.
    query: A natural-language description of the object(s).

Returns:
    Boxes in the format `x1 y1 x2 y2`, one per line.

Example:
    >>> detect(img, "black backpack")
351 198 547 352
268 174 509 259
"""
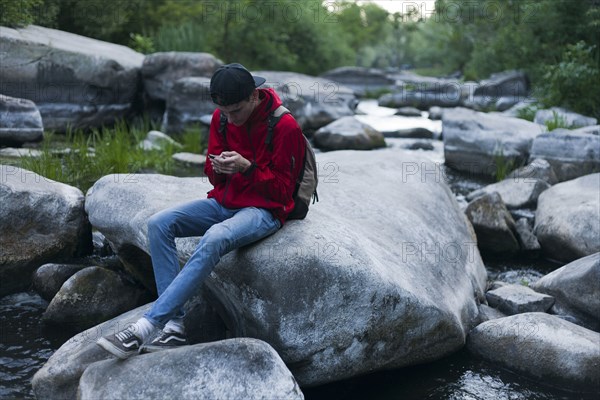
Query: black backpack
218 105 318 219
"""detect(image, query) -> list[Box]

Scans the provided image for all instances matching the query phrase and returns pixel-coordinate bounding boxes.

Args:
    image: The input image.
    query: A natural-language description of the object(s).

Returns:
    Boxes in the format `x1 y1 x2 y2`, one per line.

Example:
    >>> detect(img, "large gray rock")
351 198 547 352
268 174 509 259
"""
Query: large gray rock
442 107 544 176
505 158 558 185
320 66 395 97
485 284 554 315
256 70 357 132
142 52 222 101
32 263 87 302
464 192 520 254
0 166 91 297
529 125 600 182
472 70 529 109
467 313 600 390
379 83 463 110
32 291 226 400
532 253 600 331
466 178 550 209
313 116 386 151
534 107 597 129
0 25 144 131
0 94 43 146
534 174 600 263
42 266 149 332
78 338 303 400
161 77 214 135
84 149 487 386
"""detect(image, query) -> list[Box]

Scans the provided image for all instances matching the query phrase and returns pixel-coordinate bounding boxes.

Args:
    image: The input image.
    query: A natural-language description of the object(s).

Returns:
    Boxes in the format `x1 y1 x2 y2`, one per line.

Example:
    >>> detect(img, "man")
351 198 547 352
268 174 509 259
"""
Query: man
97 63 306 359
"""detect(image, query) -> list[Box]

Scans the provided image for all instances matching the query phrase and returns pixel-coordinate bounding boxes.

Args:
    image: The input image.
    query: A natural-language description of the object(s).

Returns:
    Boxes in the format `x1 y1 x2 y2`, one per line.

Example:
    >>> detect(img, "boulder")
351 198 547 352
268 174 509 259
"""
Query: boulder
466 178 550 209
514 218 541 253
529 125 600 182
32 291 227 400
477 303 507 323
442 107 544 176
0 94 43 146
84 149 487 386
464 192 520 254
172 152 206 167
395 107 422 117
534 174 600 262
0 25 144 131
379 84 462 110
505 158 558 185
141 52 222 101
534 107 597 129
532 253 600 331
381 127 434 139
320 66 395 97
428 106 443 120
312 116 385 151
0 166 91 297
78 338 303 400
161 77 214 135
32 263 87 302
467 313 600 390
138 130 182 151
485 284 554 315
256 71 357 132
472 70 529 108
42 266 150 332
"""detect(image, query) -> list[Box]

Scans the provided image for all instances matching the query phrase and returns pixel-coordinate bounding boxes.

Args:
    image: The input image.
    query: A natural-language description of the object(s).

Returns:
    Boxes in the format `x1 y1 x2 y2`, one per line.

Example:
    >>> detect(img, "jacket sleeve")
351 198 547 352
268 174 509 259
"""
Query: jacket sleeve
242 115 304 205
204 111 227 186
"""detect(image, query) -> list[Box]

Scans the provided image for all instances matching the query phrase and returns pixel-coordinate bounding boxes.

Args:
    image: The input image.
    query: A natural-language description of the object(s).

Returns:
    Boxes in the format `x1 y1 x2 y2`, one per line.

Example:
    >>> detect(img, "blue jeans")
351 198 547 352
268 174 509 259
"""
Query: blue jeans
143 198 280 329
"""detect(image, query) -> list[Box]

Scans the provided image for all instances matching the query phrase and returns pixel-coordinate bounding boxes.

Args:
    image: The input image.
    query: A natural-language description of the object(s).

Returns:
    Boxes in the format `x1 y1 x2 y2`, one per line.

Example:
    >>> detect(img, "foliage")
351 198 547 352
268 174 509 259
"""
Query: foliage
129 33 155 54
0 0 44 27
515 105 539 122
493 144 516 182
19 121 186 192
544 111 570 132
537 42 600 119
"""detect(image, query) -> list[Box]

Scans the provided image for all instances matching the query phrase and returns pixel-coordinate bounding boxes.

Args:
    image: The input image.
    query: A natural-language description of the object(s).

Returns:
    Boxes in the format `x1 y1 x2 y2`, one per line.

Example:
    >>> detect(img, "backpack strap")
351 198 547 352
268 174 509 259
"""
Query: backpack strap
218 111 228 138
265 105 290 151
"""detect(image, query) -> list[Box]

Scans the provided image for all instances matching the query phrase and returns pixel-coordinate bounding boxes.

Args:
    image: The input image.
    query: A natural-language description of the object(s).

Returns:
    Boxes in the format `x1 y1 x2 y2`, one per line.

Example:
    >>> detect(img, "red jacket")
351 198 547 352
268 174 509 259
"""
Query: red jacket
204 88 306 225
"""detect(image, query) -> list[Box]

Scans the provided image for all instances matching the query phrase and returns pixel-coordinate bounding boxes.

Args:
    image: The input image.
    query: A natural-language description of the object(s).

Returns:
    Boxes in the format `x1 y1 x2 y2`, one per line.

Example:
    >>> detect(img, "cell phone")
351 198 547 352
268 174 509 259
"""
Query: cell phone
208 154 217 159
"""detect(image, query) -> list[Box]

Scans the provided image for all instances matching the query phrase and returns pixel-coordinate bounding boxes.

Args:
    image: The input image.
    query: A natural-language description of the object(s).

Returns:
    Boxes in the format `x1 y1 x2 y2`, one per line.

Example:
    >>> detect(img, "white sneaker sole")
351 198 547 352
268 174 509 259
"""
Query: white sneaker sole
96 337 138 360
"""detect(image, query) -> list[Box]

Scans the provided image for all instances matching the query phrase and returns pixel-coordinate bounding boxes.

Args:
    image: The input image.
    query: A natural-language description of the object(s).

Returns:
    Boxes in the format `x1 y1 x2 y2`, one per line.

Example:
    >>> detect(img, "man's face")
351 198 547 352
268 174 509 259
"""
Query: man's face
216 92 257 126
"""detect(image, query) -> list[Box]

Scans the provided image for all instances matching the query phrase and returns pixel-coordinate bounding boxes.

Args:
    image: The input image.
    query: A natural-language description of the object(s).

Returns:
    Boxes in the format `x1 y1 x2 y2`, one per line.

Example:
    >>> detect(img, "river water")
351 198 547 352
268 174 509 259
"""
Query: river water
1 101 596 399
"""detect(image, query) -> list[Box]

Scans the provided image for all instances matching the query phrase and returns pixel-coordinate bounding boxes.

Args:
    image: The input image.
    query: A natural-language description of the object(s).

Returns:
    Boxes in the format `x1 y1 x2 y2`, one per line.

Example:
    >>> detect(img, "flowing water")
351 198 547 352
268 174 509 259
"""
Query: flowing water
1 101 596 399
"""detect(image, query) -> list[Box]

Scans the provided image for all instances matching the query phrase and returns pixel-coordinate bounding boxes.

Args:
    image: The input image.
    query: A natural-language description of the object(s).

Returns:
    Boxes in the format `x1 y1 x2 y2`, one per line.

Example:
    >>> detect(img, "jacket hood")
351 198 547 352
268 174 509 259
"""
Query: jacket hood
247 88 284 124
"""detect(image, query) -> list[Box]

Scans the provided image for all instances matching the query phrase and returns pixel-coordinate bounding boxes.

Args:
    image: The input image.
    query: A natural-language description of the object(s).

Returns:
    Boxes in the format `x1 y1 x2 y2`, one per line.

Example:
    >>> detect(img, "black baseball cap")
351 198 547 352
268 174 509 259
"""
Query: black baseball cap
209 63 266 106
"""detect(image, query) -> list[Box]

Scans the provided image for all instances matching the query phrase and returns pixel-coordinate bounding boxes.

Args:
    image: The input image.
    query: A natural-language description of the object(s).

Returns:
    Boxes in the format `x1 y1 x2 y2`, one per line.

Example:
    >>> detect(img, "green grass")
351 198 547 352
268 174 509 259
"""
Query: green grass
515 105 539 122
493 144 516 182
18 120 206 192
544 110 571 131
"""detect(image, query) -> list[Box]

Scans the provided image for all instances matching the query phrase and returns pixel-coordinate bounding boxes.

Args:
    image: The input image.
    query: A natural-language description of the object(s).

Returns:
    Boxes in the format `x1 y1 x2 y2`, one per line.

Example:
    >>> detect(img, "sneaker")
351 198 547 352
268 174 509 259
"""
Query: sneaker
139 329 188 354
96 328 143 359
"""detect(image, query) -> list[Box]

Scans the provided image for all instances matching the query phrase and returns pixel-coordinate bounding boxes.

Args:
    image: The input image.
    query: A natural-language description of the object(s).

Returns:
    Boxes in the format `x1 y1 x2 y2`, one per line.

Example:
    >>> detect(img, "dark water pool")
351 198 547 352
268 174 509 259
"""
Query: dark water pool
1 288 597 400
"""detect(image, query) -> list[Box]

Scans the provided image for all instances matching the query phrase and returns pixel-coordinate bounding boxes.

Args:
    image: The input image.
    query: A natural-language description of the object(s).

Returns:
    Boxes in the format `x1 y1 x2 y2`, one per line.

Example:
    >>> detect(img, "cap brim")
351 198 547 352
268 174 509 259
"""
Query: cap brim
253 76 266 88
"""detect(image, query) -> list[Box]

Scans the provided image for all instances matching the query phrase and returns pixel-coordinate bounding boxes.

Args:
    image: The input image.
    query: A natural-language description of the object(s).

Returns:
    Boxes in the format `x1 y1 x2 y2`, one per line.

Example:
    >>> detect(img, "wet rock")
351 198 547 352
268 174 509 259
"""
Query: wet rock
532 253 600 331
485 284 554 315
534 107 597 129
379 83 462 110
141 52 222 101
472 70 529 110
0 94 43 146
257 71 357 132
42 267 149 332
442 107 544 176
514 218 541 253
395 107 422 117
78 338 303 400
534 173 600 262
428 106 443 120
467 313 600 390
477 303 507 323
320 66 395 97
32 263 87 302
529 125 600 182
505 158 558 185
161 77 214 135
382 127 434 139
313 116 385 150
0 25 143 131
0 166 91 297
32 289 226 400
92 231 114 257
466 178 550 209
85 149 487 386
403 140 435 151
464 192 520 254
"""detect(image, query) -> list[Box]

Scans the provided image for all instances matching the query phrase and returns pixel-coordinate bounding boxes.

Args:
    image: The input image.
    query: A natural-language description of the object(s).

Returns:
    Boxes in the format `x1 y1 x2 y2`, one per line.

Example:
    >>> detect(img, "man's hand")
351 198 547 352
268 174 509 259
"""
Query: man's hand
211 151 252 175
